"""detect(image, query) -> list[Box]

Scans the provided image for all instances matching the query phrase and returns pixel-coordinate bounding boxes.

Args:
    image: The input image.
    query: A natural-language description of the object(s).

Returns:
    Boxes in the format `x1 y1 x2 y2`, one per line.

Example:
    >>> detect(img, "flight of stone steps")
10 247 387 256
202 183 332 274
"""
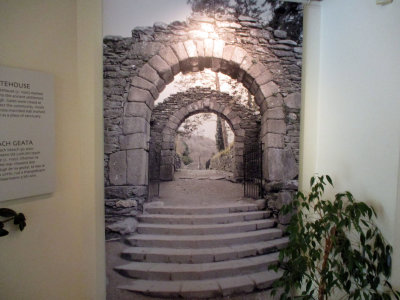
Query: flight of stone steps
115 203 287 298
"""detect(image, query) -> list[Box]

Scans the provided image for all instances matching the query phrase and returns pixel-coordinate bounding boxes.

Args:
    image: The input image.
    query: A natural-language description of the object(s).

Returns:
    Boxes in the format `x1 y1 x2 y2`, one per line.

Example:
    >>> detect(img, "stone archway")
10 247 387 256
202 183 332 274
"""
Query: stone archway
148 88 261 181
121 40 280 189
104 15 302 207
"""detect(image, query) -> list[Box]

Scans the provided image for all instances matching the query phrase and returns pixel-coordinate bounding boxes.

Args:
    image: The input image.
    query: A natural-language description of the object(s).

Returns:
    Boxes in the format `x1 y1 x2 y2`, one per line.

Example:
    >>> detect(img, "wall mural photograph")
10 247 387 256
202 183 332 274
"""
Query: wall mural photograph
103 0 303 298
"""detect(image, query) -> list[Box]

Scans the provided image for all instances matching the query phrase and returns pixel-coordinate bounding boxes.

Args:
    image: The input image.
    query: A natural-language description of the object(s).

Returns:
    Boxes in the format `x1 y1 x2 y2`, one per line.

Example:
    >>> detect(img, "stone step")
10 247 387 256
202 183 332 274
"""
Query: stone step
145 203 258 215
139 211 271 225
125 228 282 248
115 252 279 281
118 269 283 298
121 237 289 263
137 219 275 235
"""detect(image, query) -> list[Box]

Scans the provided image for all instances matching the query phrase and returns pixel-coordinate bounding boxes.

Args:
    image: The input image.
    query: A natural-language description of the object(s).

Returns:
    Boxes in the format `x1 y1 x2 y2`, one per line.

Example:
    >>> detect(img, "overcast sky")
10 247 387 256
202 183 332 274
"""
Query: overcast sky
103 0 192 37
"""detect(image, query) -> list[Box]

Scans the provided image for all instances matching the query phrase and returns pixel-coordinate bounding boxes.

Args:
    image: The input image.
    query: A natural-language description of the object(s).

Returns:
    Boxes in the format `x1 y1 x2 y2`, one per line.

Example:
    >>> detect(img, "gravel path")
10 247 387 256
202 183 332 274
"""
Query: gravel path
155 169 252 207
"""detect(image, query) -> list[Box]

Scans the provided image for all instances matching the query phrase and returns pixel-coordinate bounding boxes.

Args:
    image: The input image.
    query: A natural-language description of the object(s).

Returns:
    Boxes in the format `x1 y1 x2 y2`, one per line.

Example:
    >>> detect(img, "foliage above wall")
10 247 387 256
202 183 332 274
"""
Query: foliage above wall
0 208 26 237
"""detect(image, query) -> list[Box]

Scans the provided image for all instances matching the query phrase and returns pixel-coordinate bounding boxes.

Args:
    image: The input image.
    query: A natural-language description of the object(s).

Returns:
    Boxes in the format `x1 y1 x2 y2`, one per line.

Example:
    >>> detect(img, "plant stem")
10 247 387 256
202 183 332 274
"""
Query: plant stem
318 226 336 300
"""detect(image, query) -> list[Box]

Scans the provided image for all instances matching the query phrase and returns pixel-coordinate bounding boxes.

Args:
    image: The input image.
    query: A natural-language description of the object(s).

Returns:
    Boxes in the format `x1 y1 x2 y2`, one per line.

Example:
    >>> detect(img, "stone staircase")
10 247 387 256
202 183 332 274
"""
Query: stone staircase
115 203 287 298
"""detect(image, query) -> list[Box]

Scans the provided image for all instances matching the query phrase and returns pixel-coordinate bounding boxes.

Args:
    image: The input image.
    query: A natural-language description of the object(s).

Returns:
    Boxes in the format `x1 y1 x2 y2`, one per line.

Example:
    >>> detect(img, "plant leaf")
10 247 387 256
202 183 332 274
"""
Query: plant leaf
0 208 17 218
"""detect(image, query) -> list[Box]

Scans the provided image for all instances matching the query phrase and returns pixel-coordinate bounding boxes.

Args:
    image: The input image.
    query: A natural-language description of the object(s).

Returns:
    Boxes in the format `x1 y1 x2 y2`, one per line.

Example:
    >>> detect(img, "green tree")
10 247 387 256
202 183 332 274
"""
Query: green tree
187 0 303 41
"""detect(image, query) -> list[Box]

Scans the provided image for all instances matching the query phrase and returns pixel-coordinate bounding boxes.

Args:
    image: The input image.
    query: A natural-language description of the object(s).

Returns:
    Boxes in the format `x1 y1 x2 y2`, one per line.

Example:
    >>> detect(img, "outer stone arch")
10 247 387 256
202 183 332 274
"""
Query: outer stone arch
123 40 283 188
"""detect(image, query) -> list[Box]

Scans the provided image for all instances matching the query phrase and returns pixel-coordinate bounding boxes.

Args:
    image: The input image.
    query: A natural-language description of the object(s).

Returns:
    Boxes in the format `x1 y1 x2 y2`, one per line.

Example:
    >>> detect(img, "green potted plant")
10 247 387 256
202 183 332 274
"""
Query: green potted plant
270 175 400 300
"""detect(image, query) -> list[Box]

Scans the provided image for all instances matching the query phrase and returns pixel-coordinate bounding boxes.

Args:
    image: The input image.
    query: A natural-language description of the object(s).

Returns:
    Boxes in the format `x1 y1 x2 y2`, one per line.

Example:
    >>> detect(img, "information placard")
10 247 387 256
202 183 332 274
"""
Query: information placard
0 66 55 201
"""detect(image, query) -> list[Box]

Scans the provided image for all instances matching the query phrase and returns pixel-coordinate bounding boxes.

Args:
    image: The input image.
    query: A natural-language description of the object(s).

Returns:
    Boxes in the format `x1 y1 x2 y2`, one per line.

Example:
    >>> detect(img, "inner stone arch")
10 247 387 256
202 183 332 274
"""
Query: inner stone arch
149 88 260 183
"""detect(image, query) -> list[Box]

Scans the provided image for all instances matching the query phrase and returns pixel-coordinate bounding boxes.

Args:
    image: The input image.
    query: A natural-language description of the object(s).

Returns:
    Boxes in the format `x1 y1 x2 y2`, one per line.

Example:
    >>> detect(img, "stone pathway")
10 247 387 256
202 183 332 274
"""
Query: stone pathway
107 170 285 299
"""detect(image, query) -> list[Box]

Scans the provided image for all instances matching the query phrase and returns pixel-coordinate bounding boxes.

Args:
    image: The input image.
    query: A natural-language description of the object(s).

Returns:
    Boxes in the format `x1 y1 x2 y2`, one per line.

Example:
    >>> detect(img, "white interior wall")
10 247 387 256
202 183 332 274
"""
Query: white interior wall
0 0 105 299
302 0 400 287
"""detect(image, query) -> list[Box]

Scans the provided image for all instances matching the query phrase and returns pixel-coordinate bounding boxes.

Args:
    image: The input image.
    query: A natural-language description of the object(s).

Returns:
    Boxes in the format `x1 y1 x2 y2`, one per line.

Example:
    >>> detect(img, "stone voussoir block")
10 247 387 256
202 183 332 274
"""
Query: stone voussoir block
158 46 180 75
195 40 205 57
230 47 248 66
204 39 214 57
213 40 225 58
184 40 198 58
148 55 174 84
250 71 273 95
131 76 159 100
255 81 279 106
171 42 189 63
138 63 166 93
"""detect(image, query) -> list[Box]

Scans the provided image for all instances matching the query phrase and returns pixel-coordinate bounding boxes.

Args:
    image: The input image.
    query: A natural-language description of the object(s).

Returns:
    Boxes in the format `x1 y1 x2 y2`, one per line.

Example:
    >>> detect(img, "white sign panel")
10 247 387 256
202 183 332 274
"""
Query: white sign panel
0 66 55 201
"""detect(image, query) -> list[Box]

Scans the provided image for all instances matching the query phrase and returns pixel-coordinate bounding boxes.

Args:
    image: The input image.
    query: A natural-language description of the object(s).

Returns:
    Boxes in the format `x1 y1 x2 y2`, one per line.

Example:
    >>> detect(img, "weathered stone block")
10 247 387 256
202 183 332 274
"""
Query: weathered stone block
204 39 214 57
243 62 264 88
123 117 149 135
262 133 284 148
267 95 284 108
266 148 298 181
255 81 279 106
213 40 225 58
184 40 198 58
158 46 180 75
195 40 205 57
267 119 286 134
138 64 166 93
284 92 301 109
171 42 189 62
250 71 273 95
105 186 147 199
148 55 174 84
120 133 149 150
131 76 159 100
160 164 174 181
230 47 247 65
124 102 152 122
274 30 287 39
266 107 284 119
127 149 148 185
109 151 127 185
127 87 154 109
276 191 293 210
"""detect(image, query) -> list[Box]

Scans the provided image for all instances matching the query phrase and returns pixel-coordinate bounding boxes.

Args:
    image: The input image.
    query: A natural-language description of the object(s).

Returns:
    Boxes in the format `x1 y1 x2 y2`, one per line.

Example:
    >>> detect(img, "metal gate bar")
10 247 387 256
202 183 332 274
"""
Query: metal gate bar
243 143 263 199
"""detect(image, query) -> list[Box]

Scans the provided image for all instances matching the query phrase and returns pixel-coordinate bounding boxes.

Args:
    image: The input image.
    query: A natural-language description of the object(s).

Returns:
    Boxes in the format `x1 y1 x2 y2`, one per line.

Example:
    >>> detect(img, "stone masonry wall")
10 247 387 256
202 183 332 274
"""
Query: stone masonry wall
103 12 302 228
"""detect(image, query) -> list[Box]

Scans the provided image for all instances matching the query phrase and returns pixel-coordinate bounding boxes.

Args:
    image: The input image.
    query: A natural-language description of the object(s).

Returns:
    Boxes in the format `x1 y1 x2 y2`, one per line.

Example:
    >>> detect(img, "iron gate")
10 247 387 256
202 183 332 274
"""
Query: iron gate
243 143 264 198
